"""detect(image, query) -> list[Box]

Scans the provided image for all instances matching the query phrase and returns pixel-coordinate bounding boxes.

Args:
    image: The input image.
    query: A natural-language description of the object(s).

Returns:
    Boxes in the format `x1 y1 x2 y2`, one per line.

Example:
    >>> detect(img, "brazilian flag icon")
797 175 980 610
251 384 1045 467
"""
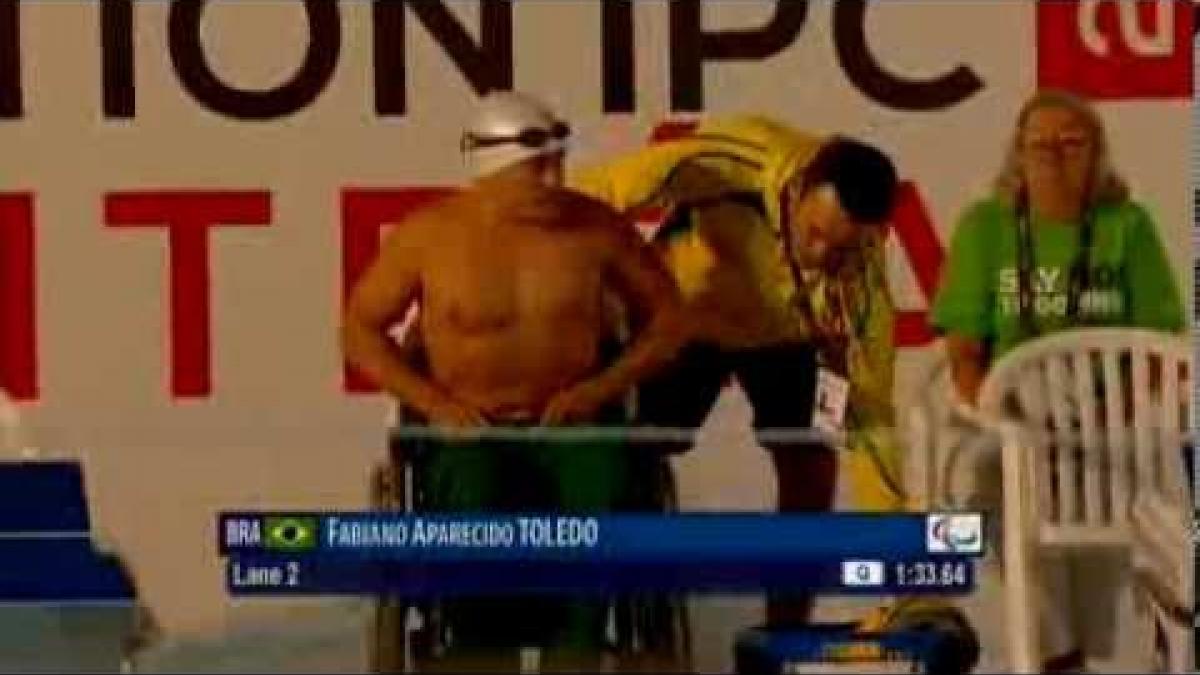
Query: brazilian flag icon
263 516 318 552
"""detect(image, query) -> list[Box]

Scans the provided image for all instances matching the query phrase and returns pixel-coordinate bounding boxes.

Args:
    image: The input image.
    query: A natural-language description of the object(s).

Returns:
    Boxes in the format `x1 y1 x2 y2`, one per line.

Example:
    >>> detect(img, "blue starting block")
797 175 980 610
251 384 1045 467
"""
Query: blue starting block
735 622 976 675
0 461 141 672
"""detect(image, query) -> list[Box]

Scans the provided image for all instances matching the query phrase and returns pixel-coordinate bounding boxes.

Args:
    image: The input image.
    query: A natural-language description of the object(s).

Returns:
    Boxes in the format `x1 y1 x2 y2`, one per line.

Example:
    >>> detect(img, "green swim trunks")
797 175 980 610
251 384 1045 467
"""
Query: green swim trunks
412 423 628 661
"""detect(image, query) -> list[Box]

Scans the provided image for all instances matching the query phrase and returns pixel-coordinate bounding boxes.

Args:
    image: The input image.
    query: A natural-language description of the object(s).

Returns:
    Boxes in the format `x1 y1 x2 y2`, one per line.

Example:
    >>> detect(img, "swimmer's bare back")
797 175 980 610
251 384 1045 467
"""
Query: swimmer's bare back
342 182 684 428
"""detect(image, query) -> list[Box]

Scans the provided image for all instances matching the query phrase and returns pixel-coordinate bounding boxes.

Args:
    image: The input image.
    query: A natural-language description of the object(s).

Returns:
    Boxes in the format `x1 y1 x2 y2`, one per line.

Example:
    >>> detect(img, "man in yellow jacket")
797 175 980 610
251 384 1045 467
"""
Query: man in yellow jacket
573 115 903 626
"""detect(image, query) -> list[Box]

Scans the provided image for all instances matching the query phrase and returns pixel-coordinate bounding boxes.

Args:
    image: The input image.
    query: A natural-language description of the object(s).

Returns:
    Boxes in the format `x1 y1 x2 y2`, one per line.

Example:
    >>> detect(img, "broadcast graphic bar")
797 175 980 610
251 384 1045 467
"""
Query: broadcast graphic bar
217 512 983 597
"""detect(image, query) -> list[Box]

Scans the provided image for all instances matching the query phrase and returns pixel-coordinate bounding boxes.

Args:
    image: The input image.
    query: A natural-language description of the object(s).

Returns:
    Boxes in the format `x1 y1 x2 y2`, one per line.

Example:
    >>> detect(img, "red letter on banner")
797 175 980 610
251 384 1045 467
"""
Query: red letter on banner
106 191 272 398
341 188 456 394
889 182 944 348
0 195 36 400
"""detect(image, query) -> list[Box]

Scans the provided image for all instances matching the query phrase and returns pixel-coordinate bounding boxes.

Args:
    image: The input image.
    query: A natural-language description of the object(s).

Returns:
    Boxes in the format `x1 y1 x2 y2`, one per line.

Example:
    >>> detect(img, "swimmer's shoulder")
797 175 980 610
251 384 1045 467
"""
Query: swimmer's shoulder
389 191 476 239
560 189 632 229
371 193 474 268
426 190 483 220
560 189 649 255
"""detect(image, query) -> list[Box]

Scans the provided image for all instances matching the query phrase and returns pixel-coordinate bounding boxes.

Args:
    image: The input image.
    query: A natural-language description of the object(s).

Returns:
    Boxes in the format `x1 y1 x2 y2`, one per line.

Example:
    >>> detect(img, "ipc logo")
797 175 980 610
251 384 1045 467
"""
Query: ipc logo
1037 0 1191 100
926 514 983 554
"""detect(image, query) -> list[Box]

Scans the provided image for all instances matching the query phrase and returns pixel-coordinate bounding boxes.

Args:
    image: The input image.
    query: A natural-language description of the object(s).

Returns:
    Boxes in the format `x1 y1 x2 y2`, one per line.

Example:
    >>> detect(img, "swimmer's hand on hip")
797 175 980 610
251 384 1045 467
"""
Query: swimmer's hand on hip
421 393 489 439
540 379 613 426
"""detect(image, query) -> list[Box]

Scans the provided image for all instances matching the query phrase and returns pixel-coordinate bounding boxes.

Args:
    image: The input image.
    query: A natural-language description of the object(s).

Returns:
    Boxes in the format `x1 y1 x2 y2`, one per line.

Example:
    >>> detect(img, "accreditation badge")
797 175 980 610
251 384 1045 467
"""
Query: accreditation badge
813 366 850 435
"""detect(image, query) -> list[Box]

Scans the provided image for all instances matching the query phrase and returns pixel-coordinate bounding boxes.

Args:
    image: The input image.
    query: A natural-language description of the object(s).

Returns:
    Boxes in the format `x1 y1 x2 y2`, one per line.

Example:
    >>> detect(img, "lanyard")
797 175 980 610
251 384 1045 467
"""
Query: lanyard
1015 196 1095 338
778 193 872 372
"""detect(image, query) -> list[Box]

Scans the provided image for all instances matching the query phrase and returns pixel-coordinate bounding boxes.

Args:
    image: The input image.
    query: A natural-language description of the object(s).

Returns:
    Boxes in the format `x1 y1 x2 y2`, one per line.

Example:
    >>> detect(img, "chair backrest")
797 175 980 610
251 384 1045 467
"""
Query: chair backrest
977 328 1192 533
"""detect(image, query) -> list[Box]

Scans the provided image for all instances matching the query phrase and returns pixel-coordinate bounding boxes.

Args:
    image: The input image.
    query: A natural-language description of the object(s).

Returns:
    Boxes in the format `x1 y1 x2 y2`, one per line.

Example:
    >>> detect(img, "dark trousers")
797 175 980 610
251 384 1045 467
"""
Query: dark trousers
636 341 837 627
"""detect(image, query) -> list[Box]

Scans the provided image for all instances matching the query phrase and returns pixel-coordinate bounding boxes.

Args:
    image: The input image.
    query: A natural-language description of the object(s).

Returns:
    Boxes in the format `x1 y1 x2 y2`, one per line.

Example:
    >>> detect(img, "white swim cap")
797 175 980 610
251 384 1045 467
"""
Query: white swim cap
461 91 570 179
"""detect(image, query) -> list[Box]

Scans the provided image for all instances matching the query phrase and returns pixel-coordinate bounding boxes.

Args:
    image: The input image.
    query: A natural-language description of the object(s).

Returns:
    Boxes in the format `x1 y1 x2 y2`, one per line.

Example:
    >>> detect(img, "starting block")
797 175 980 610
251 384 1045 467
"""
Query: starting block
0 461 141 672
734 621 978 675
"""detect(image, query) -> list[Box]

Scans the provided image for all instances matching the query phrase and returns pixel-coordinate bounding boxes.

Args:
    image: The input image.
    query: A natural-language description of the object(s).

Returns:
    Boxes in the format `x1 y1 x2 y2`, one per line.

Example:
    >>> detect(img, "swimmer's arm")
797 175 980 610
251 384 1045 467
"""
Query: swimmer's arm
588 219 687 402
340 221 454 418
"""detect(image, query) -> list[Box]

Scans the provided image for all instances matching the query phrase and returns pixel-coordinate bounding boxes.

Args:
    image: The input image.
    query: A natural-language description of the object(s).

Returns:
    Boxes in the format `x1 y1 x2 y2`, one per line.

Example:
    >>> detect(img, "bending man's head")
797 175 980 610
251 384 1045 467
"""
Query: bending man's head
786 137 898 270
461 91 570 189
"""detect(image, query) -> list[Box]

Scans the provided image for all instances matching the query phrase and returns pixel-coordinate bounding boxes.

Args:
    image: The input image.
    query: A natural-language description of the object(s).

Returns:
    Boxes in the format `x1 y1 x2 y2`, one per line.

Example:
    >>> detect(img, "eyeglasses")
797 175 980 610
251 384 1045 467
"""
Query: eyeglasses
1023 134 1091 159
461 122 571 153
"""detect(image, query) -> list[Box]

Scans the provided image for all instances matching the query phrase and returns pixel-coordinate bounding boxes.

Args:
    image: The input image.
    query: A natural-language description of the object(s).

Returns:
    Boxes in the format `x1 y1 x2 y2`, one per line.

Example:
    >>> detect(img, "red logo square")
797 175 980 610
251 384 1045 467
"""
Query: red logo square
1038 0 1192 99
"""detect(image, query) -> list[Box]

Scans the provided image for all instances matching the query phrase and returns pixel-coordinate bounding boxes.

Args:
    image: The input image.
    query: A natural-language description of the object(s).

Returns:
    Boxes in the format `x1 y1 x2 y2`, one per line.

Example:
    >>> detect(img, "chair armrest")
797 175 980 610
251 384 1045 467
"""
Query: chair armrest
960 403 1038 453
1130 493 1192 617
948 399 981 428
903 388 1006 511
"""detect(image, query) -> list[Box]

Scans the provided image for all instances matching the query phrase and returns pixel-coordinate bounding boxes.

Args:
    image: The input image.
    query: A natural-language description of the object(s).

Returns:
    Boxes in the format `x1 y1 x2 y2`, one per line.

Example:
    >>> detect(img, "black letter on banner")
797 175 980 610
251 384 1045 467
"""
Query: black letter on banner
168 0 340 120
102 0 135 118
0 0 20 118
374 0 513 116
670 0 807 112
834 0 982 111
603 0 634 113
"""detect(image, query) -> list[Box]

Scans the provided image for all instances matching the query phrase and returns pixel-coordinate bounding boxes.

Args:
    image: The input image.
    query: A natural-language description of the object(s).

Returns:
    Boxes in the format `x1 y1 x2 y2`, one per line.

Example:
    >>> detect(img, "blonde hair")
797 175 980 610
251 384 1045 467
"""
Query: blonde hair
992 89 1129 208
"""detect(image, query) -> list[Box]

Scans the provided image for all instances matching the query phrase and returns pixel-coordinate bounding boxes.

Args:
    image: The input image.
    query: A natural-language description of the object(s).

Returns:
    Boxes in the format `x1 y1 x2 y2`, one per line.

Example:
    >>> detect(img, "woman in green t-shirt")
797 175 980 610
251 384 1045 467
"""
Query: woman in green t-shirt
933 90 1184 404
931 90 1186 672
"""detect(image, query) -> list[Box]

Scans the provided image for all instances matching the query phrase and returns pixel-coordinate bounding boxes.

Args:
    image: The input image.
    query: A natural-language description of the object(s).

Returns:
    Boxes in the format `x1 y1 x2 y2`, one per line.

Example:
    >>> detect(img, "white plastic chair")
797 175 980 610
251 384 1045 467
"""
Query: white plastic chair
904 352 1000 515
971 328 1193 673
1129 488 1194 674
904 356 951 512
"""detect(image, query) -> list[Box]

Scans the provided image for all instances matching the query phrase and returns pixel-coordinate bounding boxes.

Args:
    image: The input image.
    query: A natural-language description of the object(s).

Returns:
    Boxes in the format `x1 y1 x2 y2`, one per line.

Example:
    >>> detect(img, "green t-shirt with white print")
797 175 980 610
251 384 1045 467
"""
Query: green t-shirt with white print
931 197 1184 358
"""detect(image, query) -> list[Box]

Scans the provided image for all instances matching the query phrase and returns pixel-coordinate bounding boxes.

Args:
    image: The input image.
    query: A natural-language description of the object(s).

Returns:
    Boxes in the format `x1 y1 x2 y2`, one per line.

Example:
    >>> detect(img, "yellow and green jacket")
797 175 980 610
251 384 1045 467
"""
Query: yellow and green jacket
573 115 903 507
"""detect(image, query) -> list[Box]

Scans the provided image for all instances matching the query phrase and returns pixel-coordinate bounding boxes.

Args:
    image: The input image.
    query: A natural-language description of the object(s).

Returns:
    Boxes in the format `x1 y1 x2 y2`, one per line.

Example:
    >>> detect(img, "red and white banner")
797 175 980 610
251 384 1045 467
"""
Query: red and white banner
0 0 1189 434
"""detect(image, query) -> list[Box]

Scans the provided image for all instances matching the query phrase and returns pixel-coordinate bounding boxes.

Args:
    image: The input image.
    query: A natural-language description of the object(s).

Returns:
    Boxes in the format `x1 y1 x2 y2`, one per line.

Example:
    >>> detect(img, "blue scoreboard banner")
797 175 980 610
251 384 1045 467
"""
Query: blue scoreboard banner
218 512 984 597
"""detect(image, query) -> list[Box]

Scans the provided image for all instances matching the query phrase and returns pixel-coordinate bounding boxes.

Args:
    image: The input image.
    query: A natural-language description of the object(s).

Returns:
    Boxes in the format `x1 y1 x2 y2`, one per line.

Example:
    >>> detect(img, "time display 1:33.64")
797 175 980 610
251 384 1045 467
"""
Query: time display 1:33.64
892 560 972 589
